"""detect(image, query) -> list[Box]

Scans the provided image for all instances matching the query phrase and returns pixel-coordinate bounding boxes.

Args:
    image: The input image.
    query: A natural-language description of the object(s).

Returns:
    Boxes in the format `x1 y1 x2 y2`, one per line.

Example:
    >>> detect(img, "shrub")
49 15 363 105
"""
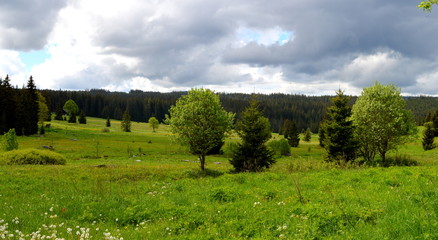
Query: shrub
2 128 18 151
0 149 67 165
268 139 291 156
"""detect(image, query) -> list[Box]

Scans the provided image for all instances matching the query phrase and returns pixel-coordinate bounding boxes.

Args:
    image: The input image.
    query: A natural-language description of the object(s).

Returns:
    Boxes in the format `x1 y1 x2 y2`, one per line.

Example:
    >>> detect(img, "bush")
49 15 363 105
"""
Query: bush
2 128 18 151
268 139 291 156
0 149 67 165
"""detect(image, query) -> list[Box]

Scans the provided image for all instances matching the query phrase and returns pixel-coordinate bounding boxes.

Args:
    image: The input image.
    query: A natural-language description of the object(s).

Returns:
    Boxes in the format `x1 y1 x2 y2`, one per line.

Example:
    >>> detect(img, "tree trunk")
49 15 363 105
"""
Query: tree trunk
199 154 205 171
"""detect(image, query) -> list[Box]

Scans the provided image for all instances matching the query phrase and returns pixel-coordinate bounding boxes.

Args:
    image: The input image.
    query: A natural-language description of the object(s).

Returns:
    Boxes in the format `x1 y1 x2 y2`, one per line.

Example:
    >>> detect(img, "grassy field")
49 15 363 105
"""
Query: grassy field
0 117 437 239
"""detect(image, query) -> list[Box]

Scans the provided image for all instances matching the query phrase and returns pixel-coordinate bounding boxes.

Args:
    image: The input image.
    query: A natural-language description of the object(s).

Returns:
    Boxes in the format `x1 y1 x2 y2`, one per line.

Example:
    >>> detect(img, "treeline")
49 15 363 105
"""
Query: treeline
41 89 438 133
0 76 39 136
2 75 438 135
41 89 333 132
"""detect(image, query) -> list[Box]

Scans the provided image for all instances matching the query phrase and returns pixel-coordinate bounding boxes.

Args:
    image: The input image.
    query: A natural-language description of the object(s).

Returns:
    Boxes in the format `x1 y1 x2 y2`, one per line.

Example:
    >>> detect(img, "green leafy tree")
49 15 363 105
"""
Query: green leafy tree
121 109 131 132
166 88 234 171
63 99 79 123
303 128 312 142
78 110 87 124
351 82 417 164
2 128 18 151
422 122 436 151
229 99 275 172
418 0 438 12
148 117 159 132
283 119 300 147
322 90 358 163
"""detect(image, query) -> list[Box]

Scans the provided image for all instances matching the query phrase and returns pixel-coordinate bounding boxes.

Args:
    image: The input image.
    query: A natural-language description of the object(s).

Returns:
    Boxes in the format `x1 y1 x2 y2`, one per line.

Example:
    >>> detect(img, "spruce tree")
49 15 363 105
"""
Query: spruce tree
230 99 275 172
303 128 312 142
422 122 436 151
121 109 131 132
283 119 300 147
18 76 39 135
106 117 111 127
318 123 326 148
323 90 358 163
78 110 87 124
54 106 64 120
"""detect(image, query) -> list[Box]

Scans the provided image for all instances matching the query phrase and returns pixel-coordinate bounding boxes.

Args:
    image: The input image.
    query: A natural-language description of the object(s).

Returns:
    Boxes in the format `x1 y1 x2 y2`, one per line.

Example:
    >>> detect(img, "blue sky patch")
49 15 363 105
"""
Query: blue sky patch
19 49 51 71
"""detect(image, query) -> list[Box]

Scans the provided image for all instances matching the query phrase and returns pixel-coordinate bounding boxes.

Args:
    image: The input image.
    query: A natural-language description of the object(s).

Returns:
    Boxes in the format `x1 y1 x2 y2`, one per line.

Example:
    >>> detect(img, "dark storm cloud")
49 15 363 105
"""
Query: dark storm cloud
0 0 68 50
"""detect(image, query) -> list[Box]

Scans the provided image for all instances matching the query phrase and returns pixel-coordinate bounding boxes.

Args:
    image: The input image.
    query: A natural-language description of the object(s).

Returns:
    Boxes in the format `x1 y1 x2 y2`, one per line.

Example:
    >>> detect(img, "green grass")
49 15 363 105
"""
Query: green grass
0 118 437 239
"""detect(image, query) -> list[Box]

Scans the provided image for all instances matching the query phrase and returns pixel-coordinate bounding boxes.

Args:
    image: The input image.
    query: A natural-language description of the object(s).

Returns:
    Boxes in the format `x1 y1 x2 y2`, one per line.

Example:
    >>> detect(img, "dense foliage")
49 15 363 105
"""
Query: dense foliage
0 149 66 165
121 109 131 132
282 119 300 147
0 75 39 136
352 83 417 164
422 122 436 151
321 90 358 163
230 99 275 172
166 89 234 170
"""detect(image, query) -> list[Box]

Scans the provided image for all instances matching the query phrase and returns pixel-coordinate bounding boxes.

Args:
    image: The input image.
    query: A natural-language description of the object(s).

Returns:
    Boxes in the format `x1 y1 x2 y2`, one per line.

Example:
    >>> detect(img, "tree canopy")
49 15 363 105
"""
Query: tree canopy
351 82 417 164
148 117 159 132
166 88 234 171
418 0 438 12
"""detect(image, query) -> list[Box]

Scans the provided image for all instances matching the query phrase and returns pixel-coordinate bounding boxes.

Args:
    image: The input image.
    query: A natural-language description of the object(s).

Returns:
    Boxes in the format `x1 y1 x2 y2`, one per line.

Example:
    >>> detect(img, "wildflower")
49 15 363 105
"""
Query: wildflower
253 201 261 207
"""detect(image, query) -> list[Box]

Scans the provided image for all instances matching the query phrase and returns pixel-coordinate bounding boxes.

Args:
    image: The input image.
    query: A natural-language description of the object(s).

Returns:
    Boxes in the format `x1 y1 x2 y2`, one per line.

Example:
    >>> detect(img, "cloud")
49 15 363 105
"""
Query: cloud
1 0 438 95
0 0 68 50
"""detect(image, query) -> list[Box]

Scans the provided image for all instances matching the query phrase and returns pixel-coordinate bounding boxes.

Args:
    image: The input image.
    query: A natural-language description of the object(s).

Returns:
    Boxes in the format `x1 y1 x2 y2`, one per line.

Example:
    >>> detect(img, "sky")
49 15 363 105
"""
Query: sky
1 0 438 96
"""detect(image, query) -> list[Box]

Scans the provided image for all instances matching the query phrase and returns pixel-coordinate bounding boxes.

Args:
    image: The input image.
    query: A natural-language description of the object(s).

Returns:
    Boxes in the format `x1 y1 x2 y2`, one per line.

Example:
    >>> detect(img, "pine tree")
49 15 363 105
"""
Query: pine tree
229 98 275 172
283 119 300 147
78 111 87 124
323 90 358 163
106 117 111 127
422 122 436 151
121 109 131 132
18 76 39 135
318 123 326 148
303 128 312 142
54 106 64 120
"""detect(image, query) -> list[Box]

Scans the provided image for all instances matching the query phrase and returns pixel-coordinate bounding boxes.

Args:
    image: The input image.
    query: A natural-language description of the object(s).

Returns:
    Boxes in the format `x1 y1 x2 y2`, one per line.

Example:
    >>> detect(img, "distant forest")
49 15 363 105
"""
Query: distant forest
41 89 438 133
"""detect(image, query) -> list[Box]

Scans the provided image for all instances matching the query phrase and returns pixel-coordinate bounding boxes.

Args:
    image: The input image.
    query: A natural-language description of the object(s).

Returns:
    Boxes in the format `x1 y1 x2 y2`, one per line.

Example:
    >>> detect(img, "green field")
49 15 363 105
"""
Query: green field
0 118 437 239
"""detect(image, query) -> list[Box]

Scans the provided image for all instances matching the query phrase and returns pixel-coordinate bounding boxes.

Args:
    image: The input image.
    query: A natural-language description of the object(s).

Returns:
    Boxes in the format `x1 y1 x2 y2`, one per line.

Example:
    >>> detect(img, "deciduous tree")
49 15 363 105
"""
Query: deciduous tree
166 88 234 171
351 82 417 164
148 117 159 132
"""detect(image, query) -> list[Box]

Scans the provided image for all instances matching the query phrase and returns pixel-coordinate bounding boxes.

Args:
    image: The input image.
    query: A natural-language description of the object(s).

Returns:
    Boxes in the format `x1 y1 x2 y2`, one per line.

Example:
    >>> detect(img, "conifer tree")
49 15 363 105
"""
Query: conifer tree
121 109 131 132
230 98 275 172
303 128 312 142
283 119 300 147
323 90 358 163
422 122 436 151
106 117 111 127
54 106 64 120
78 110 87 124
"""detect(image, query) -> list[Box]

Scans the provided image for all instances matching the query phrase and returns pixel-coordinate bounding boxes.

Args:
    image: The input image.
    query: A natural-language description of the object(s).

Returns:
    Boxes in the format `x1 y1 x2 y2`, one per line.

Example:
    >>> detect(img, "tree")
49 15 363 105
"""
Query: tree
54 106 64 120
18 76 39 136
121 109 131 132
148 117 159 132
166 88 234 171
63 99 79 123
106 117 111 127
418 0 438 12
322 90 358 163
2 128 18 151
37 91 49 126
303 128 312 142
78 110 87 124
229 98 275 172
351 82 417 164
0 75 16 134
283 119 300 147
318 123 326 148
422 122 436 151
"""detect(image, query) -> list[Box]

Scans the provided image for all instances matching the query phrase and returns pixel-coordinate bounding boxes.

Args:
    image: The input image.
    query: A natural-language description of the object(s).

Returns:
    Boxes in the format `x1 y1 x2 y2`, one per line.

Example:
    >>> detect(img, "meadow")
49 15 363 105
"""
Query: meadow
0 117 437 239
